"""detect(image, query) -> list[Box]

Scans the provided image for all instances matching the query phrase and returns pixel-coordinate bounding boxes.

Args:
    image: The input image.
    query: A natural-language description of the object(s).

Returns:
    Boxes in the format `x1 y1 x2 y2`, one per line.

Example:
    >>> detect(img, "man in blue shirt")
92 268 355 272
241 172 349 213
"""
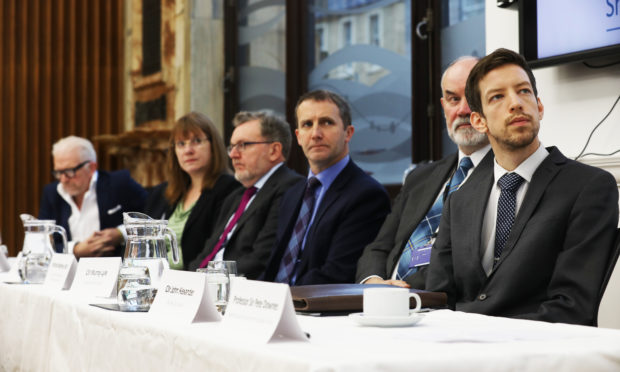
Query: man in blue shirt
262 90 391 285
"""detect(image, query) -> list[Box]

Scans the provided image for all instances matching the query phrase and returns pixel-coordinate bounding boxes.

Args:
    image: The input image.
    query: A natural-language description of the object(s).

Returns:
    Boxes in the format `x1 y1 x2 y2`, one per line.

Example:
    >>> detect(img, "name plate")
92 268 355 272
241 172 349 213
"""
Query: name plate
70 257 121 298
44 254 77 290
223 280 308 343
149 270 221 324
0 245 10 272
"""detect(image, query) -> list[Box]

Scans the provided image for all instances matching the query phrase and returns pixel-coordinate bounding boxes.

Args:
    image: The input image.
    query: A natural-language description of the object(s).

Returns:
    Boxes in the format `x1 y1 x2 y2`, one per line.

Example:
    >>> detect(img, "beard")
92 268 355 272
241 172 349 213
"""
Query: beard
488 114 539 150
448 117 488 147
234 168 253 185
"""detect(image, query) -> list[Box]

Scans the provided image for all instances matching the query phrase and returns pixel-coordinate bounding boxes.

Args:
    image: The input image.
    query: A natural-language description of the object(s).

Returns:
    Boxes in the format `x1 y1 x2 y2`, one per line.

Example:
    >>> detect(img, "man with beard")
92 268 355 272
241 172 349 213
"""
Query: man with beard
426 48 618 325
188 111 302 278
356 56 491 289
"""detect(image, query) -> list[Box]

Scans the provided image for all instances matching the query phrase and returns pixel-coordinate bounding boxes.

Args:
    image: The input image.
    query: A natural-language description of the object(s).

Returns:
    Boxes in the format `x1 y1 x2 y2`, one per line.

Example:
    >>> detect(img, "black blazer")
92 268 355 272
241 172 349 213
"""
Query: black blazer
187 165 303 278
262 159 391 285
144 173 241 268
426 147 619 325
38 170 147 255
355 153 458 289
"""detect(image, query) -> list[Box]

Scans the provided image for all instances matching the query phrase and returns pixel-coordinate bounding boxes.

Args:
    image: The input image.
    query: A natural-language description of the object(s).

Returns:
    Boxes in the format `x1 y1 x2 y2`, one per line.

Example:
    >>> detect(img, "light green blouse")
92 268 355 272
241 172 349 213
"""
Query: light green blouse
166 200 195 270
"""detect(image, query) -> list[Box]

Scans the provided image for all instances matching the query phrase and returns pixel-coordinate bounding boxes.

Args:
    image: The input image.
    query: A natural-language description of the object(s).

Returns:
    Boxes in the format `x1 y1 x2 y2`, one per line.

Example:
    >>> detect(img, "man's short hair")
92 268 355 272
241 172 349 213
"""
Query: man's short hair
233 111 292 160
295 90 352 128
52 136 97 162
465 48 538 116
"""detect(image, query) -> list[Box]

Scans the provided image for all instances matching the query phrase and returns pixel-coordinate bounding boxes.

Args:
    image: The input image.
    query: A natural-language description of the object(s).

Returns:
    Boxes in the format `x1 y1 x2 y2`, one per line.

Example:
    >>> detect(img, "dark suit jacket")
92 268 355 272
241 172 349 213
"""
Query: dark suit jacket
355 153 458 289
38 170 147 255
144 174 241 268
262 159 391 285
426 147 619 325
187 165 303 278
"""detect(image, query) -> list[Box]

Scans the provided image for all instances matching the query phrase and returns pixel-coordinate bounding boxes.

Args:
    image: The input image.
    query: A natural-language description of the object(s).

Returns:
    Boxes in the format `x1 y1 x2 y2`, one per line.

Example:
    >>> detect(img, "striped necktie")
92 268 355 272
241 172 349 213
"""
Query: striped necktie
395 157 474 280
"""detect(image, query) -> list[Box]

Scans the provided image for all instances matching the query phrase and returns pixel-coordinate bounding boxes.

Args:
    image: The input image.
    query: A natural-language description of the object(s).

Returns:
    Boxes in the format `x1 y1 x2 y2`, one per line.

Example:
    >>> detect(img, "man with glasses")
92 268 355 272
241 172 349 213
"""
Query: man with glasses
188 111 302 278
39 136 146 257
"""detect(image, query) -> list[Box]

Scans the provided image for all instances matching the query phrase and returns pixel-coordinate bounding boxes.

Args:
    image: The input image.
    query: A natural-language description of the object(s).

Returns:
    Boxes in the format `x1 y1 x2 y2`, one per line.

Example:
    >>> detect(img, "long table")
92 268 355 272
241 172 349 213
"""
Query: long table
2 280 620 371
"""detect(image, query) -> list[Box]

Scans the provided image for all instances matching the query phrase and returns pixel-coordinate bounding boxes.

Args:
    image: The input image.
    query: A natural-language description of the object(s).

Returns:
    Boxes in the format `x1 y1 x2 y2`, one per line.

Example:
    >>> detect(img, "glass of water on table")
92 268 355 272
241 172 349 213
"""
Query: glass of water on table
198 261 231 314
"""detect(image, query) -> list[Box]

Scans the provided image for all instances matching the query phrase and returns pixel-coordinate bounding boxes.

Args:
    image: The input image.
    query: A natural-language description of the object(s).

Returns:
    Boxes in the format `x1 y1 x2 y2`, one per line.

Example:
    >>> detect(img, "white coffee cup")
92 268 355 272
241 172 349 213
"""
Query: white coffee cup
363 287 422 317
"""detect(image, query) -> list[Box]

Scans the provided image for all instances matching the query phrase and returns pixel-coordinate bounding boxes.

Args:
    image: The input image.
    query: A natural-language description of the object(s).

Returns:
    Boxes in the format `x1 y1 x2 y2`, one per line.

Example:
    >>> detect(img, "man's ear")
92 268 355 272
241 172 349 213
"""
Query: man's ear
470 112 487 134
269 142 283 161
537 97 544 121
344 125 354 144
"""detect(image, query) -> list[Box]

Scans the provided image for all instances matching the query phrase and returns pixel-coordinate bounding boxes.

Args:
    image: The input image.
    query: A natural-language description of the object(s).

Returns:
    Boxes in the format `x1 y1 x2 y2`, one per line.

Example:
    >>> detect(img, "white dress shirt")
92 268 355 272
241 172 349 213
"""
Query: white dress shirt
56 171 101 254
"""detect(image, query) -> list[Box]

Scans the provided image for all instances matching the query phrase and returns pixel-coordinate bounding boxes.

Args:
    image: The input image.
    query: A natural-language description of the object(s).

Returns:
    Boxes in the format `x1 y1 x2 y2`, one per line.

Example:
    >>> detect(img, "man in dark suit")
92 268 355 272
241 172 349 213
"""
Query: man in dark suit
261 90 391 285
39 136 146 257
356 57 490 289
188 111 303 278
426 48 619 325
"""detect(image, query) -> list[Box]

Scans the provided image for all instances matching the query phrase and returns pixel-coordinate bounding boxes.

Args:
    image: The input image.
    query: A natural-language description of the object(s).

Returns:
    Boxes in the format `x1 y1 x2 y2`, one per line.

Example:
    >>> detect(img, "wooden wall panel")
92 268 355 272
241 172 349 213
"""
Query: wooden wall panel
0 0 124 256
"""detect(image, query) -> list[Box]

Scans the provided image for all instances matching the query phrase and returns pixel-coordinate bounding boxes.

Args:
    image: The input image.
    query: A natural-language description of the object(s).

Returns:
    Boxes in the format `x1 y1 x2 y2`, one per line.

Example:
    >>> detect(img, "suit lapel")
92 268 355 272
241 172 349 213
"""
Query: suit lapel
464 151 495 267
494 147 564 269
233 167 284 231
304 161 354 240
96 172 111 228
400 155 457 239
183 188 207 233
289 162 354 279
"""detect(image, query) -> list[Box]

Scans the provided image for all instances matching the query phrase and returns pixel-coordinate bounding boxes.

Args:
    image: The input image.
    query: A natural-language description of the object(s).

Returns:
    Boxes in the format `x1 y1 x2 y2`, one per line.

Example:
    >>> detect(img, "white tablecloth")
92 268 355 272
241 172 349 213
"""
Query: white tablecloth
2 280 620 372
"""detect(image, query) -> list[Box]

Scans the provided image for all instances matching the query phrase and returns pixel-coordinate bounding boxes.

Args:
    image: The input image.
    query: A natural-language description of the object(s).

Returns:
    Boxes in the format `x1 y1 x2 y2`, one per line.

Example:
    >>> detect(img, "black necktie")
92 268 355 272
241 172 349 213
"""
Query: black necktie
494 172 525 264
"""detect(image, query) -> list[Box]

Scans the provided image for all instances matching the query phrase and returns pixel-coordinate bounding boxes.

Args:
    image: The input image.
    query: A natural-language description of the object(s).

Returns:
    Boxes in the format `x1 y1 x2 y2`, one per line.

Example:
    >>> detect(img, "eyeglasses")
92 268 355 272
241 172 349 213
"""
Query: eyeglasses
52 160 90 180
174 137 210 149
227 141 273 154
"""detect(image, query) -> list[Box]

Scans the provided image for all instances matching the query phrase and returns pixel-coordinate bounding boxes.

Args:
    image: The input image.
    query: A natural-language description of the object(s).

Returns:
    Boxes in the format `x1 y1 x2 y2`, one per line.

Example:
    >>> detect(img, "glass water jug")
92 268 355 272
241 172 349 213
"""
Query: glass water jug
117 212 179 311
18 214 68 283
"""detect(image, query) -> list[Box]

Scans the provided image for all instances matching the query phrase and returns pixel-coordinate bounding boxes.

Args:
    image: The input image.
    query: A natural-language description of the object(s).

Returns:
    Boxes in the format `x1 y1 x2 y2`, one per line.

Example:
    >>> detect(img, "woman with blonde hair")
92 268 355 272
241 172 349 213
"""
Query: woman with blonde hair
145 112 241 269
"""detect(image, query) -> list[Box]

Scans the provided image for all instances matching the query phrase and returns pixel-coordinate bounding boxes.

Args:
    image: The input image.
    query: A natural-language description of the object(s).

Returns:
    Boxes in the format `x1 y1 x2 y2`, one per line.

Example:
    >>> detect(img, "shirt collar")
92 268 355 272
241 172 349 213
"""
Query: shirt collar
493 143 549 184
253 162 283 190
458 144 491 168
308 154 350 191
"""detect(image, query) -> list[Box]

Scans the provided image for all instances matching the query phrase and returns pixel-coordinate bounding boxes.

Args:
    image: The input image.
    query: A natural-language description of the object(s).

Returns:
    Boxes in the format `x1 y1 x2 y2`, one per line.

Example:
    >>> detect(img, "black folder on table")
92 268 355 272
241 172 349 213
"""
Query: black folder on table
290 284 447 314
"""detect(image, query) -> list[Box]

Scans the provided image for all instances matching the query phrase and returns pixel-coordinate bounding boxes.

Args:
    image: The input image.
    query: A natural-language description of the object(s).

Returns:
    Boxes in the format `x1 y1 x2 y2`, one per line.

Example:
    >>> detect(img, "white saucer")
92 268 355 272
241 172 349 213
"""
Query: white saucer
349 311 424 327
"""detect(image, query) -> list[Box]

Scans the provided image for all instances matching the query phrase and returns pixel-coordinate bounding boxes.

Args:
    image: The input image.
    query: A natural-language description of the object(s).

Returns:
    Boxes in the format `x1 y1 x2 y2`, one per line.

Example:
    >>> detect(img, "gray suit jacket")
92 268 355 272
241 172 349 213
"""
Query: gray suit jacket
187 165 303 278
355 154 458 288
426 147 619 325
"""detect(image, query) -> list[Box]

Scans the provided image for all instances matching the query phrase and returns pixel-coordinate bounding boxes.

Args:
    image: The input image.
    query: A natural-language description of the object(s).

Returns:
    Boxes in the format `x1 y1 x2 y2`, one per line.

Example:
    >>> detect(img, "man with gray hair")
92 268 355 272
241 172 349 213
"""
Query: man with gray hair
39 135 146 257
356 56 491 289
188 111 303 278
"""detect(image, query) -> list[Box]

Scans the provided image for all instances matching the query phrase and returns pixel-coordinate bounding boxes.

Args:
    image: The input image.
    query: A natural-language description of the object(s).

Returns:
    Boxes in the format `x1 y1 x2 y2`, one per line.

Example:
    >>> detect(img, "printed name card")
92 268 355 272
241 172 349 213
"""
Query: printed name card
0 245 10 272
43 254 78 290
70 257 121 298
149 270 221 324
222 280 308 343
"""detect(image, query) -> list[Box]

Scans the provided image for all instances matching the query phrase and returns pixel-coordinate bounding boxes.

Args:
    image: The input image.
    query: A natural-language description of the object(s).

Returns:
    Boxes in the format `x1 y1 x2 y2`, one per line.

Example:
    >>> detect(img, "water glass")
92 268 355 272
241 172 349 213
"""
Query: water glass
201 262 230 314
117 265 155 312
21 253 50 284
220 260 237 277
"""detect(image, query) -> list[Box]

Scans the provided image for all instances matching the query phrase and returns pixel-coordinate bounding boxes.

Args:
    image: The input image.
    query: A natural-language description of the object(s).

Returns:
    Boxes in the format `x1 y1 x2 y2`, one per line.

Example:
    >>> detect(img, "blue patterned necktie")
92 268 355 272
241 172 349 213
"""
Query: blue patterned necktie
396 157 474 280
493 172 525 266
275 177 321 284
